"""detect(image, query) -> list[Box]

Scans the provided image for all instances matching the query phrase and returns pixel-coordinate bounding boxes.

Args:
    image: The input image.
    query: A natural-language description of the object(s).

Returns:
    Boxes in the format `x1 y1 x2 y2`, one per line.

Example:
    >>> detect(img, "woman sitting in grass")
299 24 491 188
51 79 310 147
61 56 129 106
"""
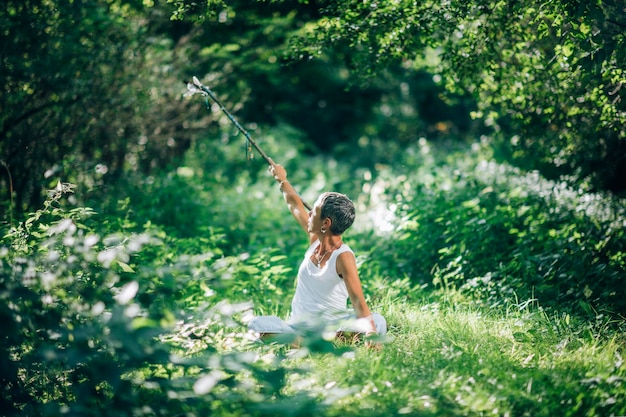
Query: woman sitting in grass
248 160 387 347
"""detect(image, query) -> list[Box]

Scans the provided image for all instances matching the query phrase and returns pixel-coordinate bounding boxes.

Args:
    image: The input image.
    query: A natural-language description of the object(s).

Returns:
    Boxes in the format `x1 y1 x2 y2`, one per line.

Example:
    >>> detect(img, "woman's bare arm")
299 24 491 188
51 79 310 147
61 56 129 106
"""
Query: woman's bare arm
336 251 376 333
268 160 312 239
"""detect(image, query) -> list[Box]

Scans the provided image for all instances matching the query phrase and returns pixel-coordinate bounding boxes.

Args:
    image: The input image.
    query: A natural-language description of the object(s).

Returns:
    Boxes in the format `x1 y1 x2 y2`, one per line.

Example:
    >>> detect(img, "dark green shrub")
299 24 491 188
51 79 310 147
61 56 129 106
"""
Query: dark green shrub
0 184 340 416
370 149 626 317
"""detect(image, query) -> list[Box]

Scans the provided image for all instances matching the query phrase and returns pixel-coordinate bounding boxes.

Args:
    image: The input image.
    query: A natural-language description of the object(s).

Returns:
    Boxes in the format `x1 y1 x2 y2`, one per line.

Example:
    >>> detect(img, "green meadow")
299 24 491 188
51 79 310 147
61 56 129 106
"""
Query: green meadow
3 138 624 416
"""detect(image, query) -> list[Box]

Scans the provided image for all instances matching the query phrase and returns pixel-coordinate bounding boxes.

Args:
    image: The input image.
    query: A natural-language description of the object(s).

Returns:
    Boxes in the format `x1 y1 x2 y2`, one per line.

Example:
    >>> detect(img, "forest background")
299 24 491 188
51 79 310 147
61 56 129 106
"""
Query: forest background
1 0 625 416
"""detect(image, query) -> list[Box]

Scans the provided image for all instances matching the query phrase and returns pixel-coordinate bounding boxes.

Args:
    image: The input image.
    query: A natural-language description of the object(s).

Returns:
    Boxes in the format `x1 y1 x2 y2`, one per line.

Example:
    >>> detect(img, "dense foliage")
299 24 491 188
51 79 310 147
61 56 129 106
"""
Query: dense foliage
2 0 625 416
0 0 472 218
1 0 204 214
0 181 337 416
283 0 626 193
365 144 626 315
2 0 624 215
2 137 625 415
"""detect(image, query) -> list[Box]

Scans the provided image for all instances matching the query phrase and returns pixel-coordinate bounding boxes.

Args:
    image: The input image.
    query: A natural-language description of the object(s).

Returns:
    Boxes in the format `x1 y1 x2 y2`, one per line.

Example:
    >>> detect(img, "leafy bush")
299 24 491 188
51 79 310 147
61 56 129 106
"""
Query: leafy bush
366 142 626 317
283 0 626 193
0 184 346 416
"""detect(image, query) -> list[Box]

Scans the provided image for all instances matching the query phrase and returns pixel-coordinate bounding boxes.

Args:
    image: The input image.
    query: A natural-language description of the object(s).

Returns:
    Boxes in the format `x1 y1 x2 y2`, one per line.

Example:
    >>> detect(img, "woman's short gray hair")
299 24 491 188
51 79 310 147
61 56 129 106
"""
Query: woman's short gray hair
320 192 355 235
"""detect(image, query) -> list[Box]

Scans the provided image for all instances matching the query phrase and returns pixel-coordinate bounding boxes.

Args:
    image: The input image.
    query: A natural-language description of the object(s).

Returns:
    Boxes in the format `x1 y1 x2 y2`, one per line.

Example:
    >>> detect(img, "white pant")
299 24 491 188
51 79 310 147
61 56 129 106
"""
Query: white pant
248 312 387 337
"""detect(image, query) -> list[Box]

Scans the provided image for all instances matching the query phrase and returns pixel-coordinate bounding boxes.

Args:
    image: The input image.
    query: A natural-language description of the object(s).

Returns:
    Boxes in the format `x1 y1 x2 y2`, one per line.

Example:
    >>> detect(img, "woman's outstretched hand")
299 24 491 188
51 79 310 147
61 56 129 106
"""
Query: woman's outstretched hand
268 158 287 183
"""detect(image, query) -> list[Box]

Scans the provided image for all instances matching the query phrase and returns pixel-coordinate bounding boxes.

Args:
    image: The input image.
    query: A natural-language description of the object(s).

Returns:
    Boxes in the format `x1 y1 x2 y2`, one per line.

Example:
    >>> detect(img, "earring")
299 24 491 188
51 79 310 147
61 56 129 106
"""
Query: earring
321 227 327 234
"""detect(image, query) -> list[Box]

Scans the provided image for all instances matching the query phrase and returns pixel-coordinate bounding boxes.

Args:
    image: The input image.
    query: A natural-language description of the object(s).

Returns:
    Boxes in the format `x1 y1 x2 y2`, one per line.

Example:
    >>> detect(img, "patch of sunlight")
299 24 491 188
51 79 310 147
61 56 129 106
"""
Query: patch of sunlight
176 166 194 178
474 160 625 227
301 170 329 205
354 177 397 235
363 201 396 234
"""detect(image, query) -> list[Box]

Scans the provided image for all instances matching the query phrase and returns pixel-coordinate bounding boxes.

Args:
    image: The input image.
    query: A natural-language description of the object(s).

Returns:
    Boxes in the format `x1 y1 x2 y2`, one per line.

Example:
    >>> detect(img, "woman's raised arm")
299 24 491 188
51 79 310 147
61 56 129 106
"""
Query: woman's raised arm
268 160 311 237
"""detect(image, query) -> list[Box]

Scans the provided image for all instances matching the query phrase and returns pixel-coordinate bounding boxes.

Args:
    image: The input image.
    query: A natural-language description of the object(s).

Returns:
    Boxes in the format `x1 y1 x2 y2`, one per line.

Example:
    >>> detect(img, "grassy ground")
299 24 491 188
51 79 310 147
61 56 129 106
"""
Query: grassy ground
245 290 626 417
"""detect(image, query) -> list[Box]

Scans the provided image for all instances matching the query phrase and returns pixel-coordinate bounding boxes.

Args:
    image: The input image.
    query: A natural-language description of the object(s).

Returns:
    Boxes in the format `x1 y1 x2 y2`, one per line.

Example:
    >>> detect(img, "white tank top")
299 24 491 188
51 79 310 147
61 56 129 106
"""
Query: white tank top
289 240 353 322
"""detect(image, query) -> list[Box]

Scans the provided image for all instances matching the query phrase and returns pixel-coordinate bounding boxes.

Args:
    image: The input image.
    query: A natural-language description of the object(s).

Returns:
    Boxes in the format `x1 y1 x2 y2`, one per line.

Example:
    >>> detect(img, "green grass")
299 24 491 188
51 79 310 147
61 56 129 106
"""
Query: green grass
242 290 626 417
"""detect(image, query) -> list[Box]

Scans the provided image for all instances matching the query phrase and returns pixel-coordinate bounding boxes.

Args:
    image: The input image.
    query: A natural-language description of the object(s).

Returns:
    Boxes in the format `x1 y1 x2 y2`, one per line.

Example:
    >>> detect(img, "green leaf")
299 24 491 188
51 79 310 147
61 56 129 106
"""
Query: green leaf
117 260 135 273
